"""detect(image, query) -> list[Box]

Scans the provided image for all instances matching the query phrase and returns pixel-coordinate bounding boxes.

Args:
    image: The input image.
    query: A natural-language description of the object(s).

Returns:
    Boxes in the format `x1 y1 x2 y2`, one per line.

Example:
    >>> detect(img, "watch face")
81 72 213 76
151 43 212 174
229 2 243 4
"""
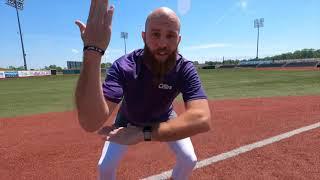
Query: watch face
143 126 152 141
144 131 152 141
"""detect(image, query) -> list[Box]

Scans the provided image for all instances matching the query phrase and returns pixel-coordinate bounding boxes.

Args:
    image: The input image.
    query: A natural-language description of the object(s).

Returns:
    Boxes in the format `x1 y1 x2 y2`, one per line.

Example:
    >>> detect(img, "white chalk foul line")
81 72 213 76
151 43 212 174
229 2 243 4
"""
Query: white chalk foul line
142 122 320 180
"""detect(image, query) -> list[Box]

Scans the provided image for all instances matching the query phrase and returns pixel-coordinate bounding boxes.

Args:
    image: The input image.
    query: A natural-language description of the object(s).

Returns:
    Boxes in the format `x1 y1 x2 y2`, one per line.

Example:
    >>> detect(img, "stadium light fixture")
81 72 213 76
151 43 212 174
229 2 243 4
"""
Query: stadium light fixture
254 18 264 60
120 32 128 54
6 0 27 70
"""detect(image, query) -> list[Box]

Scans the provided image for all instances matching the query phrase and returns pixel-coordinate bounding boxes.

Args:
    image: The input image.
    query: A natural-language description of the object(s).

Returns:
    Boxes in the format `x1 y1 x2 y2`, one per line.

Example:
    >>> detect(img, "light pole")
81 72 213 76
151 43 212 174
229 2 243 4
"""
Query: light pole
254 18 264 61
6 0 27 70
120 32 128 54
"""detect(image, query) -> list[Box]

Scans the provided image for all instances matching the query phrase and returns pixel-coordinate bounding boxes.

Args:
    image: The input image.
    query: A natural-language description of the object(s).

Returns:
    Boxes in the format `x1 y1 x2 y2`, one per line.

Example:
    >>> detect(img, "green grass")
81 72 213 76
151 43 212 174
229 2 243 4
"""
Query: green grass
1 69 320 118
199 68 320 100
0 75 78 118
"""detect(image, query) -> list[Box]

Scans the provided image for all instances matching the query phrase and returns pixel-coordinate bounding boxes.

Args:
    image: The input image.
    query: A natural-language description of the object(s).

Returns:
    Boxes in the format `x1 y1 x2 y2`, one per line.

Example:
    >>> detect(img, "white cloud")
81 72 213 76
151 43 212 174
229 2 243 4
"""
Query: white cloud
184 43 231 50
177 0 192 15
71 49 79 54
238 0 248 10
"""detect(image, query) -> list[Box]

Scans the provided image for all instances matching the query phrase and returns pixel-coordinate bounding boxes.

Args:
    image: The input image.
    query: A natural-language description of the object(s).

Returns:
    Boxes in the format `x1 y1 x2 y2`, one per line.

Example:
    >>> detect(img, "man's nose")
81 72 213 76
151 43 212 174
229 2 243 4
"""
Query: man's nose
158 36 168 49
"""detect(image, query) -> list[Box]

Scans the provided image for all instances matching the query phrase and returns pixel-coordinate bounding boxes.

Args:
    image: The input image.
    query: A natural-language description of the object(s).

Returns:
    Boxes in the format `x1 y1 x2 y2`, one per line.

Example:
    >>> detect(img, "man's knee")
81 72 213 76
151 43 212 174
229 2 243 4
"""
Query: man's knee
186 154 197 168
178 153 197 169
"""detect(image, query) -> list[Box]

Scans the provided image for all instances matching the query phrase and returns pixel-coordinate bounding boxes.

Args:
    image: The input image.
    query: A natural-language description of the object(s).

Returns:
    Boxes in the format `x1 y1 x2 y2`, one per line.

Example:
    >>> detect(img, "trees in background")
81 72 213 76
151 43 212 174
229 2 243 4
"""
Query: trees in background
44 65 63 71
202 49 320 65
204 60 240 65
7 66 25 70
259 48 320 61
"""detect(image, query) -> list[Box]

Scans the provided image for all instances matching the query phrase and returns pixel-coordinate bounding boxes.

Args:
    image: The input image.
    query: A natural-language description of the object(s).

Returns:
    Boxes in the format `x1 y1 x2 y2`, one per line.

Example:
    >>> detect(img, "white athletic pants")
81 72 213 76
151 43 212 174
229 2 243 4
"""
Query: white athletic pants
97 137 197 180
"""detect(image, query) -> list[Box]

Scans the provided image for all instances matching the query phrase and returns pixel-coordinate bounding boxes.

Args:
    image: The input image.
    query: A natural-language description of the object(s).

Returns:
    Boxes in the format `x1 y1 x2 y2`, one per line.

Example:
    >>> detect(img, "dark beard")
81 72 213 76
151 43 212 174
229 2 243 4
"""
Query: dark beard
143 45 177 85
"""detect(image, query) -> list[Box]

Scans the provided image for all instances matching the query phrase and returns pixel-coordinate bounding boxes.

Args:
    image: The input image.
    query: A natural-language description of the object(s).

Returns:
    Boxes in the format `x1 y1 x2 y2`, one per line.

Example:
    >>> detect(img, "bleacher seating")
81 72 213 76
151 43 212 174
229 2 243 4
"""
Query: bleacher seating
218 65 236 68
257 63 286 68
284 61 318 67
237 64 258 68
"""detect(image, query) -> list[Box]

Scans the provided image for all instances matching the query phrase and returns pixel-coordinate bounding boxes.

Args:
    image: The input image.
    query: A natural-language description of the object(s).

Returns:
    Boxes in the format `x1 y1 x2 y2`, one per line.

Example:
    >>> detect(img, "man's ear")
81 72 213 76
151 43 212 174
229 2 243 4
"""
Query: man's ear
142 32 146 44
178 35 182 45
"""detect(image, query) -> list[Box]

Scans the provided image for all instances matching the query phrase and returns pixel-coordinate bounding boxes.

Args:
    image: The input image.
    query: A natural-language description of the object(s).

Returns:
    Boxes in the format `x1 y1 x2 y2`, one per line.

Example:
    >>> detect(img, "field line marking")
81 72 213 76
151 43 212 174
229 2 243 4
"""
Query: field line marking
142 122 320 180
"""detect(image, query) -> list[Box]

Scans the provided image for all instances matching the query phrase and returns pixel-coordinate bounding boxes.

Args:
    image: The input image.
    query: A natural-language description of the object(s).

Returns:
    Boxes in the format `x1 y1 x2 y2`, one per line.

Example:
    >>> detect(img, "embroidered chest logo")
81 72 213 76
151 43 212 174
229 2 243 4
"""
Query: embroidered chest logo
158 83 172 90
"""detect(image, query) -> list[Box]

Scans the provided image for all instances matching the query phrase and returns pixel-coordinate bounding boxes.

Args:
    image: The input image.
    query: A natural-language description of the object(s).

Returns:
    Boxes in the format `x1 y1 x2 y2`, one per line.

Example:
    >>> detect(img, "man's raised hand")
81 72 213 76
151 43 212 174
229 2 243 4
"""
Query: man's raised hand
75 0 114 51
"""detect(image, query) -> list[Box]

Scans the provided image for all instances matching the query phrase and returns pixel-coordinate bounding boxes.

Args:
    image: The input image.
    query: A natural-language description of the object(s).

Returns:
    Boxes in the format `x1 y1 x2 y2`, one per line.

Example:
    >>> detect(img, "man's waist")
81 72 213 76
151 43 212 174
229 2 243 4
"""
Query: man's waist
117 108 176 127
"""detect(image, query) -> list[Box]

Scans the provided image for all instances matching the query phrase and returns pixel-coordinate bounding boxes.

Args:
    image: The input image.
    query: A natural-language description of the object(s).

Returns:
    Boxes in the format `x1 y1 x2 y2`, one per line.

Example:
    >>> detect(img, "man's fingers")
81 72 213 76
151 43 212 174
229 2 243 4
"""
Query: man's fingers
75 20 86 34
88 0 98 22
97 125 116 135
99 126 122 136
104 5 114 27
100 0 109 24
109 127 123 135
102 136 110 141
102 0 109 14
94 0 105 24
87 0 113 27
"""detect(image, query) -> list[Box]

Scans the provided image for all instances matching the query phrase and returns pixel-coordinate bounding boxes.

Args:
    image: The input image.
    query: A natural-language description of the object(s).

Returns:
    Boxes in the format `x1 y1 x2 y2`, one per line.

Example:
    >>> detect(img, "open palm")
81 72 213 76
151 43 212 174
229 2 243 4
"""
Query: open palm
75 0 114 51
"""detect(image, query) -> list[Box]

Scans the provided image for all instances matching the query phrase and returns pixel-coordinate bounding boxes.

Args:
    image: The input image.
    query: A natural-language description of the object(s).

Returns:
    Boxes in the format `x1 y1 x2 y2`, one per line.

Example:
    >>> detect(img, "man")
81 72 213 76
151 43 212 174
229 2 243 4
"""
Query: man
75 0 211 179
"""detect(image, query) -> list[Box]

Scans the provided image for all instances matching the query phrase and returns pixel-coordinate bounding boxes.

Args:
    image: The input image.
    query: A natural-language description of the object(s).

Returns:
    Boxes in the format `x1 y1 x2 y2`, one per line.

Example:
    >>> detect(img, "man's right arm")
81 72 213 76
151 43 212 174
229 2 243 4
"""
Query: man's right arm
75 51 117 132
74 0 115 132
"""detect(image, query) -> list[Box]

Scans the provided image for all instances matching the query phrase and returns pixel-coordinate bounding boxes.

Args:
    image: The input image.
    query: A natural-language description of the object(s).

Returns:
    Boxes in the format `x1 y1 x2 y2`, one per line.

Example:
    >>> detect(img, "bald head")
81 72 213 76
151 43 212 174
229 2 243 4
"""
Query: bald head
145 7 181 33
141 7 182 69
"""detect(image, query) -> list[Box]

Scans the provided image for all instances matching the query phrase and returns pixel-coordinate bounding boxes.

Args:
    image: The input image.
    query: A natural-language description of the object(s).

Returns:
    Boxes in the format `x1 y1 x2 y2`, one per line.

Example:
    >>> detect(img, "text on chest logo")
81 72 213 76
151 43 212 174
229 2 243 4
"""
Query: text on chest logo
158 83 172 90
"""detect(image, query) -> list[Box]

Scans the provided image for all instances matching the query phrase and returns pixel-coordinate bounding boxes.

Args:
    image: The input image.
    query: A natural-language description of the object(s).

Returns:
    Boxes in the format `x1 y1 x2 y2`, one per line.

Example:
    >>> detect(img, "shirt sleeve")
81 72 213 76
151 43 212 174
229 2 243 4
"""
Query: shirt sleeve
180 61 207 102
102 62 124 103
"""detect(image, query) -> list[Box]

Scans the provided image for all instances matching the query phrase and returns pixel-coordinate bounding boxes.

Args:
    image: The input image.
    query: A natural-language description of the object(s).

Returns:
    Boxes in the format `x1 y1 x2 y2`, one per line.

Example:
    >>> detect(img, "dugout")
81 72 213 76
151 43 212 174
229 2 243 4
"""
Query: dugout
50 69 57 75
202 65 216 69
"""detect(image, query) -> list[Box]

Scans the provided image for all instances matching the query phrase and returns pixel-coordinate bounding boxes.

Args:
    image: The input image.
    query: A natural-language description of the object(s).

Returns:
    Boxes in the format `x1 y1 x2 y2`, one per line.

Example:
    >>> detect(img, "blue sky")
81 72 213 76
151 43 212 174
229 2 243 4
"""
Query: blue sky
1 0 320 69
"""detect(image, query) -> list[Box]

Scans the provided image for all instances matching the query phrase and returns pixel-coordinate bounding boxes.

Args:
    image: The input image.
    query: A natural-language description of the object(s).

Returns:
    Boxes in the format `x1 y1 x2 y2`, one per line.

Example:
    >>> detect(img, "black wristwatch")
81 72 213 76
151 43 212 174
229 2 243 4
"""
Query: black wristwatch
143 126 152 141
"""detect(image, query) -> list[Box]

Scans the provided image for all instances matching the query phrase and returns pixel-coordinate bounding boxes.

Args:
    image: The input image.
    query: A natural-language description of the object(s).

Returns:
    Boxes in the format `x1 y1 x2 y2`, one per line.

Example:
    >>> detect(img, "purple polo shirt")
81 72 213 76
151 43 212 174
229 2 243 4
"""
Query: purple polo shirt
102 49 207 125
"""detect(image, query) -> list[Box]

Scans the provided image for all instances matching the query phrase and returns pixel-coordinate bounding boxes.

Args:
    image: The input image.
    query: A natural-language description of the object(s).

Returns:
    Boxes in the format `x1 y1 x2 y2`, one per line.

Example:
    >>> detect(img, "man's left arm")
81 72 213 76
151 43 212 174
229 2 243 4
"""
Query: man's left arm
103 98 211 144
151 98 211 142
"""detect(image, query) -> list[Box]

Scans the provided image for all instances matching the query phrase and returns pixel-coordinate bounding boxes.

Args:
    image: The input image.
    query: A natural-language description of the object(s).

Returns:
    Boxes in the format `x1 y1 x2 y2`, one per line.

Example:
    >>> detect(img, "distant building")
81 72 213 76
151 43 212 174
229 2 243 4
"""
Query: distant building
67 61 82 69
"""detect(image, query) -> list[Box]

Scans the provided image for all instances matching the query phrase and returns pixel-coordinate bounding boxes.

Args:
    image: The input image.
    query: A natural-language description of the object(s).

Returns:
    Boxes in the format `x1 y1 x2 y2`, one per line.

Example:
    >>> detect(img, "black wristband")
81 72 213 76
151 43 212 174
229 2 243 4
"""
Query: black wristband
83 46 105 56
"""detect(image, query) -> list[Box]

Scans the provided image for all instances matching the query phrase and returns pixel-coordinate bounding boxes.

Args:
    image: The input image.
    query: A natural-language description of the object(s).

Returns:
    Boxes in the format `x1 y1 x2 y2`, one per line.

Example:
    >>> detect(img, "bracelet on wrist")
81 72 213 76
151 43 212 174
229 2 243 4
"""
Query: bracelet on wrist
83 46 105 56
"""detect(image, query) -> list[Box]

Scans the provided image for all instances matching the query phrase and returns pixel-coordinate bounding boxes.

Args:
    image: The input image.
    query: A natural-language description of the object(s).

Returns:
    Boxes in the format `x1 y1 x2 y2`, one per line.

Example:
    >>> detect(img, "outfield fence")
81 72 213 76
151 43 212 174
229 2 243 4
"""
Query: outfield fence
0 71 5 79
0 70 51 79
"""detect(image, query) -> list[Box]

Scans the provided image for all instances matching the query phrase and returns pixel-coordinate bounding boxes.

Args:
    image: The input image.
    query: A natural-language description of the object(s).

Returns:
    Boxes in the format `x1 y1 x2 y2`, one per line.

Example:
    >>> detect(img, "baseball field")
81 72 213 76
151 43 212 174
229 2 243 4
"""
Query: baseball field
1 68 320 179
